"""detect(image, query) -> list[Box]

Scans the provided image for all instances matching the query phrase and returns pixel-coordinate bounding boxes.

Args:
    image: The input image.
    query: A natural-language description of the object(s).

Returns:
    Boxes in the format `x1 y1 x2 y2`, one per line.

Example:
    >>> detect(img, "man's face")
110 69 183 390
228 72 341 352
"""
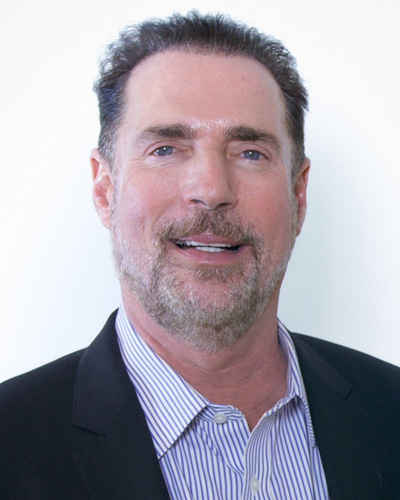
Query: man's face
92 51 309 351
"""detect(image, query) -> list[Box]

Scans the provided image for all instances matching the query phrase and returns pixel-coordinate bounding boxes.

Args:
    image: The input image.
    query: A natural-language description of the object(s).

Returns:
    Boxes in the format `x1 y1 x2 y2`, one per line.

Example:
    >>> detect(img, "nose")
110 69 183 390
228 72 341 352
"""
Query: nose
181 151 238 210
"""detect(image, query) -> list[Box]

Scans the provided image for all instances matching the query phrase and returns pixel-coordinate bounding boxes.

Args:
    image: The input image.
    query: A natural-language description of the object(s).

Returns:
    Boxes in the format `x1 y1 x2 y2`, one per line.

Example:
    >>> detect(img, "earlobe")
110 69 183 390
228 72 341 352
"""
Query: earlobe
294 158 310 236
90 148 114 229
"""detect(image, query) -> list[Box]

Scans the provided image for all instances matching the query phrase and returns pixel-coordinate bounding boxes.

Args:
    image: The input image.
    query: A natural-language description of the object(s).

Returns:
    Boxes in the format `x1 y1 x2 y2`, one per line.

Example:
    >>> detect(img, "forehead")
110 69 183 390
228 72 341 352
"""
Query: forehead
119 50 288 143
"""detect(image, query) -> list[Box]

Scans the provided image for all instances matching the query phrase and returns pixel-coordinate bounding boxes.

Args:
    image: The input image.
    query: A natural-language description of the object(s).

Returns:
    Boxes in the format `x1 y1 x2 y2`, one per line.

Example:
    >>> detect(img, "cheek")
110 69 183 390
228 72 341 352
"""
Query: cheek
116 175 174 237
244 184 294 244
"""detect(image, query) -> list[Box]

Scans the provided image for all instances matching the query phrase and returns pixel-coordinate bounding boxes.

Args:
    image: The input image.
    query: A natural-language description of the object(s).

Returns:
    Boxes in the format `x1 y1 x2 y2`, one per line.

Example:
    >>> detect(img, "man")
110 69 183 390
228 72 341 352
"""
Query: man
1 11 399 500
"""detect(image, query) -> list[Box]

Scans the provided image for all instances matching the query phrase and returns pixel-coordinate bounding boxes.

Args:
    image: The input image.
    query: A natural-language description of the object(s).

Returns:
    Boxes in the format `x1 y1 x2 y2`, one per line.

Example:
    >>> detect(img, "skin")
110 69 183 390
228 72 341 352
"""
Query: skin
91 51 309 430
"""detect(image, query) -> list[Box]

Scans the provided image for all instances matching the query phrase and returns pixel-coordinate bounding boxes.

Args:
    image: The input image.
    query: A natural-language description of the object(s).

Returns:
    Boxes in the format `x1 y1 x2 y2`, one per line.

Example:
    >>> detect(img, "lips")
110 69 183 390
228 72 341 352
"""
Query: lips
175 239 241 253
158 210 260 258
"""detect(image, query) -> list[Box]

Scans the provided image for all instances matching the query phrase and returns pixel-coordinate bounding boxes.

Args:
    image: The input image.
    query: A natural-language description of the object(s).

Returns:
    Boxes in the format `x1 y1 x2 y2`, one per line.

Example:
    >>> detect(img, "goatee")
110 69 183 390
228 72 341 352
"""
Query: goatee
112 208 296 352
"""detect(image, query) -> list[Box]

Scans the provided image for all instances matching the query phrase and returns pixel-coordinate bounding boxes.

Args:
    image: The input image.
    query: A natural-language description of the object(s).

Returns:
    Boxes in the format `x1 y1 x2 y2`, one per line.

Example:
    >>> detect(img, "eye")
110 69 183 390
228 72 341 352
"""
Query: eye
242 150 264 161
152 146 175 156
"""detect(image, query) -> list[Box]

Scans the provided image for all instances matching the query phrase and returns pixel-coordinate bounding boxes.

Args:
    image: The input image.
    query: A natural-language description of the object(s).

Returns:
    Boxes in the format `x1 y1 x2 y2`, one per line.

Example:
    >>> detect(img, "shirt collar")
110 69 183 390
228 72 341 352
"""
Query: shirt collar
116 306 207 458
116 306 316 458
277 319 316 447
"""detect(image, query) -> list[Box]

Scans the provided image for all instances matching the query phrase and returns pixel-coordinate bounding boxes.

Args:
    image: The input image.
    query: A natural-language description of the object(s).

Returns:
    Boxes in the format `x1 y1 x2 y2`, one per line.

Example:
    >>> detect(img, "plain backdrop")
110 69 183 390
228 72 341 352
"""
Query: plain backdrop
1 0 399 381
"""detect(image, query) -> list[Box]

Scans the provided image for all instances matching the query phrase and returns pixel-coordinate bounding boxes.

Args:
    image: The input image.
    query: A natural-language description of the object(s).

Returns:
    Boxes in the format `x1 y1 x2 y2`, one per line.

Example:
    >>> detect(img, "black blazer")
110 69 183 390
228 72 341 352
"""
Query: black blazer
1 311 399 499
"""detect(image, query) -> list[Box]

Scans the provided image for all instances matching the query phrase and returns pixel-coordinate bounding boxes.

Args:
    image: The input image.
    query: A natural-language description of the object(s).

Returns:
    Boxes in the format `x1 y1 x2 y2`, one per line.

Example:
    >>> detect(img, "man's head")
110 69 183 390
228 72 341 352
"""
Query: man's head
93 11 308 181
91 13 310 352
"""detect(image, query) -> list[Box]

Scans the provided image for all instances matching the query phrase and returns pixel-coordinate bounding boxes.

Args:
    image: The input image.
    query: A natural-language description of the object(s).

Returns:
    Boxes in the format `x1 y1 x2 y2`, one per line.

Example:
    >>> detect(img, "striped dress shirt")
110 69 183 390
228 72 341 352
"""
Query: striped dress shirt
116 307 329 499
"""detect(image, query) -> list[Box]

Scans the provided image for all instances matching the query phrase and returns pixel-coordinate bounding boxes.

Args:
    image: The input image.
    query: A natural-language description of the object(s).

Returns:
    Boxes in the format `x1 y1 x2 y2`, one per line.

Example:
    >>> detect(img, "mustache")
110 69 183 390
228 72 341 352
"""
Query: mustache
155 209 263 248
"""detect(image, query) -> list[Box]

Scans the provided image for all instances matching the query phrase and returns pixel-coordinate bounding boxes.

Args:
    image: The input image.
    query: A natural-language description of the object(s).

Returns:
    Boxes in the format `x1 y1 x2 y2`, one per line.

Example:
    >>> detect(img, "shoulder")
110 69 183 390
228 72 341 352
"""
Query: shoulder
290 333 400 496
0 311 119 408
0 350 86 489
292 331 400 380
0 349 83 393
0 350 92 497
0 349 84 427
291 331 400 412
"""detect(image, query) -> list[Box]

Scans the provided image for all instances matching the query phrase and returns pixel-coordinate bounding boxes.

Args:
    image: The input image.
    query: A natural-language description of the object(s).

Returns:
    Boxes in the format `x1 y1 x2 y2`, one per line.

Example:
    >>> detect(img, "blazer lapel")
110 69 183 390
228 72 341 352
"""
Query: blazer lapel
70 312 170 499
66 313 387 499
292 334 384 500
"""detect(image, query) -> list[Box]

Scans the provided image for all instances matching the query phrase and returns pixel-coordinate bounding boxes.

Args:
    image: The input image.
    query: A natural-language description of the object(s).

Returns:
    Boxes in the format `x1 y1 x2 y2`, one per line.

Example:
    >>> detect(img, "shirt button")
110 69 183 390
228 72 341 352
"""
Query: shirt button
250 477 261 492
213 412 227 424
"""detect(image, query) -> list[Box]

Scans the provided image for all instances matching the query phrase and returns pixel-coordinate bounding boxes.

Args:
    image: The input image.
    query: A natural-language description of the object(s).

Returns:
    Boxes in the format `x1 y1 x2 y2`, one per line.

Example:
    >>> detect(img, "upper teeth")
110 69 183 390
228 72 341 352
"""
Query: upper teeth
186 240 232 247
177 240 234 252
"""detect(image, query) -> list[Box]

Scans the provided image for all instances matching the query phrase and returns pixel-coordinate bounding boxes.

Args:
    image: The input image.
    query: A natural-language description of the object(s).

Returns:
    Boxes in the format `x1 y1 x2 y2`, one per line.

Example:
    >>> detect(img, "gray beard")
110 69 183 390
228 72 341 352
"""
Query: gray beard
111 208 296 352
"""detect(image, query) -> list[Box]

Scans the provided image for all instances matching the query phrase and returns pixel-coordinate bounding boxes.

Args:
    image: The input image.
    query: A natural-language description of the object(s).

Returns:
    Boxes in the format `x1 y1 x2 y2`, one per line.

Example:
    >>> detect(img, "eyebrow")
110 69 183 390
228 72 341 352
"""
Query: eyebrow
135 124 195 144
134 123 281 152
225 126 281 152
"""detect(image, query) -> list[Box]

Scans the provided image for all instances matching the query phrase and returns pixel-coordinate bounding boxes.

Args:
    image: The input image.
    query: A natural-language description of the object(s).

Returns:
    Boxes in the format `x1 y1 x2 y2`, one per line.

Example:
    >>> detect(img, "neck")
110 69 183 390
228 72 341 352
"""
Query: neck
121 291 288 431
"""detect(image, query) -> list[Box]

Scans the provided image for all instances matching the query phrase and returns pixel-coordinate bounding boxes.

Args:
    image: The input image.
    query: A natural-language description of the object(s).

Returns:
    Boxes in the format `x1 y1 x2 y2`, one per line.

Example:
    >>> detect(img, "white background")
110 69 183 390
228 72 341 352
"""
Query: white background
1 0 399 381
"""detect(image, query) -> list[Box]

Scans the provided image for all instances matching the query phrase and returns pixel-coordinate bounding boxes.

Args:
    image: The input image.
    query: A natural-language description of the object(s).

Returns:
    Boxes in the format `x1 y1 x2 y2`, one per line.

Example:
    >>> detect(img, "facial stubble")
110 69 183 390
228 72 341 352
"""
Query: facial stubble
111 206 297 352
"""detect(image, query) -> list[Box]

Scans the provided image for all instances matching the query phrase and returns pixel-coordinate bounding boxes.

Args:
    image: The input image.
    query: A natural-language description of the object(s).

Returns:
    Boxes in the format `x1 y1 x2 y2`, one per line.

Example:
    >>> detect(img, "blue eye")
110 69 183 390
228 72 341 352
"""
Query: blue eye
153 146 174 156
243 150 263 160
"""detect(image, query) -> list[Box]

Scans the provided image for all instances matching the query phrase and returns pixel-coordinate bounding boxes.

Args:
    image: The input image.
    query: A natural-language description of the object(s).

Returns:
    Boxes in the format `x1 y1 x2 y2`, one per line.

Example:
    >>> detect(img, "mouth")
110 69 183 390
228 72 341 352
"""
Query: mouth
174 239 241 253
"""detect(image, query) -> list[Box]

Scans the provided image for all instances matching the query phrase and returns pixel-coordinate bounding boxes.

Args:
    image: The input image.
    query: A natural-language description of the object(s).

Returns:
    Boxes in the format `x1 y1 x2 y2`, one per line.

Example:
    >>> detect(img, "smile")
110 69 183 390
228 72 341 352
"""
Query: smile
175 240 241 253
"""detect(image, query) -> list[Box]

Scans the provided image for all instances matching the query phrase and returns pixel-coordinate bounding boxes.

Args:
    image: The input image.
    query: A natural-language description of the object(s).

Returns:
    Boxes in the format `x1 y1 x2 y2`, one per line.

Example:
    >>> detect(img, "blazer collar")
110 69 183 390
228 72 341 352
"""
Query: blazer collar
291 333 384 500
71 311 170 499
69 312 386 499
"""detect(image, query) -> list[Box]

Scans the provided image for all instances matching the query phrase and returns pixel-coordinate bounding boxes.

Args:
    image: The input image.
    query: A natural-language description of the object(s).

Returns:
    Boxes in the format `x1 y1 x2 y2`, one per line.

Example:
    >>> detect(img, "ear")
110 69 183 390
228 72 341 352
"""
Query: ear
90 148 114 229
293 158 310 236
